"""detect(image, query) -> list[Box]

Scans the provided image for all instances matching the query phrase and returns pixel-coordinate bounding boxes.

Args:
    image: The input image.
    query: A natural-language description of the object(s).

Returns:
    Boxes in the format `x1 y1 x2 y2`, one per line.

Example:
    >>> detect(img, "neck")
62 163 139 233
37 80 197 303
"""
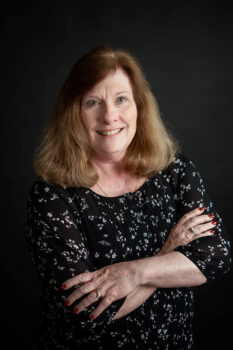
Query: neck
90 153 126 178
89 152 145 197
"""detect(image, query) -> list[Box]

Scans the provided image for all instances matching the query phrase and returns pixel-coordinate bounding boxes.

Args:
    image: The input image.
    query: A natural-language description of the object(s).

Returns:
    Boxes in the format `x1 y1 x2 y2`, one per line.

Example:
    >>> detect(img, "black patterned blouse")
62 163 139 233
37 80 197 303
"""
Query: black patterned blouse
25 152 231 350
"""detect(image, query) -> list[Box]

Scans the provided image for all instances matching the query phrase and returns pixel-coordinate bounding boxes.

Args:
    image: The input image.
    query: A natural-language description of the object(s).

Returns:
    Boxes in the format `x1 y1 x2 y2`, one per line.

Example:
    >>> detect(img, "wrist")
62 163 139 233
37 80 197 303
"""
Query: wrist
158 237 175 255
137 256 159 286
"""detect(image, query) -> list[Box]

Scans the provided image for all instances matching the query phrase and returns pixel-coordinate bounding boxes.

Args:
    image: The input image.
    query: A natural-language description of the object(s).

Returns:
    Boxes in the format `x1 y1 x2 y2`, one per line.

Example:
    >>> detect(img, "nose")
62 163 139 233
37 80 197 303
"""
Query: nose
100 101 118 123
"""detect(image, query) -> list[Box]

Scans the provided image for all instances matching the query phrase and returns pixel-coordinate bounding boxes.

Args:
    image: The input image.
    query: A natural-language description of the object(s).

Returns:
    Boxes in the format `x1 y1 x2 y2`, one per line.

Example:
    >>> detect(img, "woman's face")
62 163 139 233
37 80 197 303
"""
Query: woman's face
80 68 137 161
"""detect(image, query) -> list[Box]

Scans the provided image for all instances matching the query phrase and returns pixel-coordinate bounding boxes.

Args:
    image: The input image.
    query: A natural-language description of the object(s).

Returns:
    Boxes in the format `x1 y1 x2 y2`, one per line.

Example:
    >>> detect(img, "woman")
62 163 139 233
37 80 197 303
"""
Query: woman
26 46 231 349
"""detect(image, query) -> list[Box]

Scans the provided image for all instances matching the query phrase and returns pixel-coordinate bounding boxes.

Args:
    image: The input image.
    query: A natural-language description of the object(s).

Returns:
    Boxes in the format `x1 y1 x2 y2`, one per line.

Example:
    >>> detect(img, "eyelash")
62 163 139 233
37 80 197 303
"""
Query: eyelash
86 96 127 107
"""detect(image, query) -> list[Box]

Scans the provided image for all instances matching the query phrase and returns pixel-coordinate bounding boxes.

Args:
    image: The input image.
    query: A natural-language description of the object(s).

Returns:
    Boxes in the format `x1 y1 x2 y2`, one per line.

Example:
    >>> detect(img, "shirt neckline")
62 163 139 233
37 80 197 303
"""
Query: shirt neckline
84 176 152 200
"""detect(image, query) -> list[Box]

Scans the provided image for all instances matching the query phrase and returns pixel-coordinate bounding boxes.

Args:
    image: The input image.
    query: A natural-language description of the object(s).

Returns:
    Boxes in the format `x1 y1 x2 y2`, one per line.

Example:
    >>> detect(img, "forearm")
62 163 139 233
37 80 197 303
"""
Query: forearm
138 251 207 288
114 239 205 320
113 241 175 319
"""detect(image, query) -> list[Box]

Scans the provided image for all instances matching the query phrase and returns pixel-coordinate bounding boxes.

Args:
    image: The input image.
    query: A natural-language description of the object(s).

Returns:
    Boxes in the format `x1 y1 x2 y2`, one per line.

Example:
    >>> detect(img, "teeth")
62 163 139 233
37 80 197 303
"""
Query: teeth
98 128 122 136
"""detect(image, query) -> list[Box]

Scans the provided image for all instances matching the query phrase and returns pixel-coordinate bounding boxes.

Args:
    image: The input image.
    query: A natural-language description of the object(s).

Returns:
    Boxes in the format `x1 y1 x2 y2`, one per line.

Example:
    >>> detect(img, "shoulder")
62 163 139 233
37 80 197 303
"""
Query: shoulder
164 151 197 175
27 177 84 222
28 177 59 204
172 151 194 167
157 151 201 190
27 176 72 214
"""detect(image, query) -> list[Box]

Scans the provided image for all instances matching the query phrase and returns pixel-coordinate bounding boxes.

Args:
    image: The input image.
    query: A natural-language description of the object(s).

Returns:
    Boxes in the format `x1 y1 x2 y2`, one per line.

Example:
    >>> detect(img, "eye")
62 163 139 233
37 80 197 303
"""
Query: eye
117 96 127 104
86 99 99 107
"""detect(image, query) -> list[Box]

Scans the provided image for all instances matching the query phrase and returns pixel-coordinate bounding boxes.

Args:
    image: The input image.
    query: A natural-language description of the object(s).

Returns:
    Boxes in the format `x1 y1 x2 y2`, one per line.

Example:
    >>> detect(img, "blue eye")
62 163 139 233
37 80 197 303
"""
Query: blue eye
84 96 127 108
117 96 127 103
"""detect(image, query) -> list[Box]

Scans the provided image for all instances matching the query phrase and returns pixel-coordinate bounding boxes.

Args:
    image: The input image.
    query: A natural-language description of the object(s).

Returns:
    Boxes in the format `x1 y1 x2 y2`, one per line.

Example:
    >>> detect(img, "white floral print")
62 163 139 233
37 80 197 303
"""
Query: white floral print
25 152 231 349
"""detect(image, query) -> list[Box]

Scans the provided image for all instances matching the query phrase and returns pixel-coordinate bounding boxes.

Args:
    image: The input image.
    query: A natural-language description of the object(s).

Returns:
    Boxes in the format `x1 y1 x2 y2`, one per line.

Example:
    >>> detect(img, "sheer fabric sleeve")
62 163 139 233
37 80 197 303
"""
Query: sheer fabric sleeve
25 178 126 329
170 153 231 282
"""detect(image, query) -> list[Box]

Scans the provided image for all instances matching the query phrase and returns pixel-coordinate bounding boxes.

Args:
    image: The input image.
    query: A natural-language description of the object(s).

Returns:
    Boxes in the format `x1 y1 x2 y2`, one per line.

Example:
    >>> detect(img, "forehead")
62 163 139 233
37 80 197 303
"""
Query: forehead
86 68 133 95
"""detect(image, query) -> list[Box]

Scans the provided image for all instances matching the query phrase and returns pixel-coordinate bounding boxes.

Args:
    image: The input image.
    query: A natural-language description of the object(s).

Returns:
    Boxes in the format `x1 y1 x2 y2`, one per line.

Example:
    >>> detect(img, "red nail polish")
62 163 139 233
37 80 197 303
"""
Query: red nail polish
199 207 205 211
72 307 79 314
212 221 218 225
89 314 95 321
64 300 70 306
61 284 67 290
208 214 215 218
210 230 215 234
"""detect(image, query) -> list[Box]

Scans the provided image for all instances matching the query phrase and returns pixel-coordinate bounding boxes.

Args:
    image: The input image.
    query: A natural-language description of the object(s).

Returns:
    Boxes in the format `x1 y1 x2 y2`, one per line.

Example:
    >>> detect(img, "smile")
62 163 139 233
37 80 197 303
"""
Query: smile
96 128 124 136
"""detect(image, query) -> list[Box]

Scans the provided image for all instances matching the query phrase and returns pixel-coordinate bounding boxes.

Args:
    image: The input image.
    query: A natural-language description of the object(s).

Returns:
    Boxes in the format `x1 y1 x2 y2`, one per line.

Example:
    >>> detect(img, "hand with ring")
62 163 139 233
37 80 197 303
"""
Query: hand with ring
61 260 142 321
164 206 218 250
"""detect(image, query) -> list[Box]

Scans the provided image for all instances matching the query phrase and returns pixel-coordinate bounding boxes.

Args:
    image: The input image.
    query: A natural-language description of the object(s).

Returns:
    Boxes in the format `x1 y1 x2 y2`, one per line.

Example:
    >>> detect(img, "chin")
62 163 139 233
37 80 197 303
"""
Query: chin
99 147 127 156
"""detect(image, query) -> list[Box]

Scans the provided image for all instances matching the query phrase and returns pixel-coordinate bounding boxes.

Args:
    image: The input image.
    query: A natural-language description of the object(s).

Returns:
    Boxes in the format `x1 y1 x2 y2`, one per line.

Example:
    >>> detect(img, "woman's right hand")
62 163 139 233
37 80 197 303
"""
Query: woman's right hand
159 206 217 254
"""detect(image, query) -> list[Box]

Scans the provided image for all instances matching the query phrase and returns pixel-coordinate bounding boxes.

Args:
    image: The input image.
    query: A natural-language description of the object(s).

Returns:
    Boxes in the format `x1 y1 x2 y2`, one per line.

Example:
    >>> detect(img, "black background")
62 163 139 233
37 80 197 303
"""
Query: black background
1 1 233 349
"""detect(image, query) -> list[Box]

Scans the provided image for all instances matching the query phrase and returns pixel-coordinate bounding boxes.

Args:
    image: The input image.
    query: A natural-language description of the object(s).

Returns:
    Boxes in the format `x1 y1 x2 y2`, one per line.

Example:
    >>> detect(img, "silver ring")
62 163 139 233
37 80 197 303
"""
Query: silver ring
94 289 101 299
191 226 198 235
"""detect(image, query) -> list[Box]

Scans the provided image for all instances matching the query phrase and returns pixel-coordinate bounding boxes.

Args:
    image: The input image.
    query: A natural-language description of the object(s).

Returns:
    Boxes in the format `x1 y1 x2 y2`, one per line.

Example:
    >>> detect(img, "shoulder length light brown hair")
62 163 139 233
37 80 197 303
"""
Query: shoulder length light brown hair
33 46 180 188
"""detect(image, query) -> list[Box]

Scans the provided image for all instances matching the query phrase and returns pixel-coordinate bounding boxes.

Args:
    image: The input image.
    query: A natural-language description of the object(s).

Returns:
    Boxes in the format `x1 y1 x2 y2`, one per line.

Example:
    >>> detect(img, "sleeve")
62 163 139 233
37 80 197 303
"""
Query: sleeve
25 178 126 330
171 153 231 282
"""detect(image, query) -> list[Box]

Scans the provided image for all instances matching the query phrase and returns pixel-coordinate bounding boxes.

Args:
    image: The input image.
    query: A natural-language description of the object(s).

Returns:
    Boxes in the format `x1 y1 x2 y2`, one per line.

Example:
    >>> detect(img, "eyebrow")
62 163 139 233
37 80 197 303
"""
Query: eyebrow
85 90 131 99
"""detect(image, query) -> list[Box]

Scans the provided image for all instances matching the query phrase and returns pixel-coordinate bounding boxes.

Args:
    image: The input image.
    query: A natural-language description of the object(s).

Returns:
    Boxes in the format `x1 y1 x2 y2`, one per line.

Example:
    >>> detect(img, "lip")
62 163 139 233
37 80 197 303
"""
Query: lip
96 127 125 132
96 127 125 136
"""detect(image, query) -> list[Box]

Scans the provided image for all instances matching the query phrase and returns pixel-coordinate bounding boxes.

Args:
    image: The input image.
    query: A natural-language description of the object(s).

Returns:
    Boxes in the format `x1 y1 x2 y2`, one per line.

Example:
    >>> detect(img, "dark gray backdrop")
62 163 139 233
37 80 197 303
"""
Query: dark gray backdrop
1 1 233 349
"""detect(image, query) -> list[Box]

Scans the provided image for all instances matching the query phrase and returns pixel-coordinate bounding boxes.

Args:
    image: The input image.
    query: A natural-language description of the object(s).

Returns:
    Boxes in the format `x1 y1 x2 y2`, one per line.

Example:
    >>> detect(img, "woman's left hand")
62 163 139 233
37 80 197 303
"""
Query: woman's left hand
61 260 142 320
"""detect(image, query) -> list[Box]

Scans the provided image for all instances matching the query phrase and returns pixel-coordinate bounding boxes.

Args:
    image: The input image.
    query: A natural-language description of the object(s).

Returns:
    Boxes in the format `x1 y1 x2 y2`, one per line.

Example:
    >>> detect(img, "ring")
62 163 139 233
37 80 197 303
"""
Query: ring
191 226 198 235
94 289 101 299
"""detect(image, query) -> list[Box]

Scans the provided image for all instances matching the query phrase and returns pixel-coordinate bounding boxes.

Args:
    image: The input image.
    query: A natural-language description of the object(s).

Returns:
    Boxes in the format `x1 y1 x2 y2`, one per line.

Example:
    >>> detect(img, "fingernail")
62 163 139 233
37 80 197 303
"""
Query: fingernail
89 314 95 321
64 300 70 306
212 221 218 225
199 207 205 211
208 214 215 218
210 230 215 234
72 307 79 314
61 284 67 290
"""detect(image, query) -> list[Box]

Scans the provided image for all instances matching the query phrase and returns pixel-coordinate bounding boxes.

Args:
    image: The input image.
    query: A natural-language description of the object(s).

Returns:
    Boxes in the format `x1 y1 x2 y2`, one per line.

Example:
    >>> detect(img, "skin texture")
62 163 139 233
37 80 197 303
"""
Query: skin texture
62 69 216 321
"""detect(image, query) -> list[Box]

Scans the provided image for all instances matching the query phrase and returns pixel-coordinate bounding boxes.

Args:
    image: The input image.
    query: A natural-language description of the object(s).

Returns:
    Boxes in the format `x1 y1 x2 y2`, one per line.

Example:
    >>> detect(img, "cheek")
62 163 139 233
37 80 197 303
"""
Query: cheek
80 112 86 127
127 108 137 128
124 103 137 117
81 112 93 131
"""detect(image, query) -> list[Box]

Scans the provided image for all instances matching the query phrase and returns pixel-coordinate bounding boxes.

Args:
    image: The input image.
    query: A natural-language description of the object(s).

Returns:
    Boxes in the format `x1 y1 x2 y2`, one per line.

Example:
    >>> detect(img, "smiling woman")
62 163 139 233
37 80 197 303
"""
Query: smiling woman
32 46 177 191
80 68 139 196
26 46 231 349
80 68 137 157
